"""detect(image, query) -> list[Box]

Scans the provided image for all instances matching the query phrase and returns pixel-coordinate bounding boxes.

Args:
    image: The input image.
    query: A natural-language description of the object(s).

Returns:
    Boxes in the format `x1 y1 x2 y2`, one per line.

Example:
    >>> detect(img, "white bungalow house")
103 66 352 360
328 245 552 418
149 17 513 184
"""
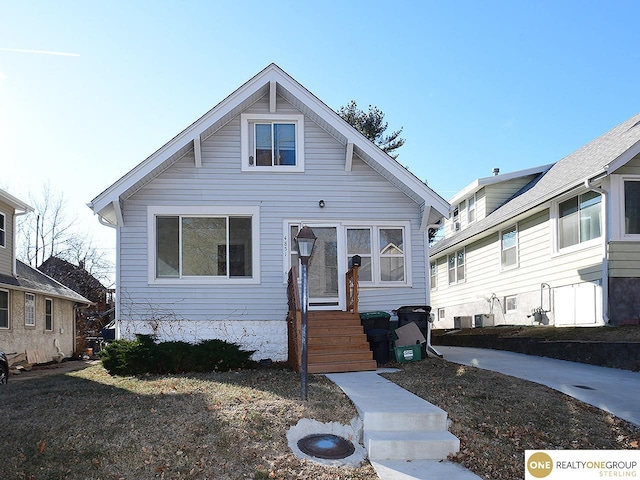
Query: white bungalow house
0 189 92 364
429 113 640 329
88 64 449 369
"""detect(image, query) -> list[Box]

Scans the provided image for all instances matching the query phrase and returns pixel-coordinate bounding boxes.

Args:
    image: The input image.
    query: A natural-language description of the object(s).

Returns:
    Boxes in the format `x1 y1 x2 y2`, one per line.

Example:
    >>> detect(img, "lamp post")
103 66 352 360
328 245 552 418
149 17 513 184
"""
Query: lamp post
295 226 316 401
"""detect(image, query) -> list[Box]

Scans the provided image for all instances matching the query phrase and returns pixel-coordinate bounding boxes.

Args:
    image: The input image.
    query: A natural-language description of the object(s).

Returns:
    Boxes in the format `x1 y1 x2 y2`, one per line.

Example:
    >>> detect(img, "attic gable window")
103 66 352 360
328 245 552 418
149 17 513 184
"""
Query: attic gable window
241 114 304 172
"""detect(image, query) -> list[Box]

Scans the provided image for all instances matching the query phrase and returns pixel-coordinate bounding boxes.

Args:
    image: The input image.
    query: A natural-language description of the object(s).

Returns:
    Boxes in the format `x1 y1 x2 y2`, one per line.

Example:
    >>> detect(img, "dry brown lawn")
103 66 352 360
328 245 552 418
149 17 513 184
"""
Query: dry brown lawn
1 355 638 480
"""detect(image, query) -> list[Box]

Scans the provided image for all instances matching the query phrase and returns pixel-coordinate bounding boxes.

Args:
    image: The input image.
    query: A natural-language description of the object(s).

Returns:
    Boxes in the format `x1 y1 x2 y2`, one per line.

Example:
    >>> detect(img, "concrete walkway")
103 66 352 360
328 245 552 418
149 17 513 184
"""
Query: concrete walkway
439 346 640 427
327 370 481 480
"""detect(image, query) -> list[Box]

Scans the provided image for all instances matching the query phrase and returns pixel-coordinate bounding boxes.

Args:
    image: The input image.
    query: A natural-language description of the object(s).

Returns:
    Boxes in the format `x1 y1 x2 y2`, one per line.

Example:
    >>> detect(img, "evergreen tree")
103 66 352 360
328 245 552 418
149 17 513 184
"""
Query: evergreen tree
338 100 405 159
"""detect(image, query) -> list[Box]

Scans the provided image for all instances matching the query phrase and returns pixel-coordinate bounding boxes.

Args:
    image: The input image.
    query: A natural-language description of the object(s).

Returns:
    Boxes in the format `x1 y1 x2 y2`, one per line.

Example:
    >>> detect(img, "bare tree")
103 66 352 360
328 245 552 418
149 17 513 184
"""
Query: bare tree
16 183 113 286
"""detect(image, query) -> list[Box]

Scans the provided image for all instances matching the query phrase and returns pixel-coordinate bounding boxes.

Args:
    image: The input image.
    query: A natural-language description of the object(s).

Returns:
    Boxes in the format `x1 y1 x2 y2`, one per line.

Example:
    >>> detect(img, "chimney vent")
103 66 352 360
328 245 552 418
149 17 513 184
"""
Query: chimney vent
492 168 500 176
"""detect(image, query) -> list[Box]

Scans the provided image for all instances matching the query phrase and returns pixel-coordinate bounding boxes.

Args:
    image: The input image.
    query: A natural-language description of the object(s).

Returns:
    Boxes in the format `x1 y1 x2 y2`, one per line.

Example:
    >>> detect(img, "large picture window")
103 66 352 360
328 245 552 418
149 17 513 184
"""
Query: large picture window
624 180 640 235
558 191 601 249
0 289 8 329
241 114 304 172
150 206 259 283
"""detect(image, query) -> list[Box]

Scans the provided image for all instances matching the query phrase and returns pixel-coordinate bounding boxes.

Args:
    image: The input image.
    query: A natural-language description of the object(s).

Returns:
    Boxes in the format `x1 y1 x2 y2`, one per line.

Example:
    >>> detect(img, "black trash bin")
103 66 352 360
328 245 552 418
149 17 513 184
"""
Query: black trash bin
395 306 432 359
359 311 391 332
366 329 390 366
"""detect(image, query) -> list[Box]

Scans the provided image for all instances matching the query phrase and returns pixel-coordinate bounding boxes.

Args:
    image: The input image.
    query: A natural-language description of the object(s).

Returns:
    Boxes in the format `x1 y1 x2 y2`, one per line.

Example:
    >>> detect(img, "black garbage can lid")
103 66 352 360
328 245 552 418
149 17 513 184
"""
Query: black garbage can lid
396 305 432 314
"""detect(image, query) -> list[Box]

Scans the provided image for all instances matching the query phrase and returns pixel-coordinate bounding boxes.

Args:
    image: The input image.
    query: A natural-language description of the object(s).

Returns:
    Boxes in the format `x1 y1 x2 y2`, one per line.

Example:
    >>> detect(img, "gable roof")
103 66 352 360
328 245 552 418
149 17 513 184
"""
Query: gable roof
0 188 33 214
0 260 93 305
448 164 554 207
38 257 108 304
88 63 449 228
432 112 640 256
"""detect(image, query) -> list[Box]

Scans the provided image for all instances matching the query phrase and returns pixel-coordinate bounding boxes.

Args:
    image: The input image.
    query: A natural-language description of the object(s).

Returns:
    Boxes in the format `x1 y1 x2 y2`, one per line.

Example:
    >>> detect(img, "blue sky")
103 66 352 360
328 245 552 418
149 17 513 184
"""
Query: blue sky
1 1 639 271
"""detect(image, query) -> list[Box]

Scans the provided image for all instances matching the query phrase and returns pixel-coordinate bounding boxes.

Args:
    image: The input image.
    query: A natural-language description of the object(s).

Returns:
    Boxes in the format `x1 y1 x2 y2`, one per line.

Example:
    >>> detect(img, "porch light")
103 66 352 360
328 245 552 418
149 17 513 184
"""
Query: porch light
295 225 316 401
295 226 317 263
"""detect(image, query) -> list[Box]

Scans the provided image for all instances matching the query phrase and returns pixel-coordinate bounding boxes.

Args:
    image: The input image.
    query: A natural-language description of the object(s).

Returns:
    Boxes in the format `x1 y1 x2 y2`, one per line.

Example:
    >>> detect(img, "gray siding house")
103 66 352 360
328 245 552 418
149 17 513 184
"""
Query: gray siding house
0 189 92 363
89 64 449 361
430 113 640 329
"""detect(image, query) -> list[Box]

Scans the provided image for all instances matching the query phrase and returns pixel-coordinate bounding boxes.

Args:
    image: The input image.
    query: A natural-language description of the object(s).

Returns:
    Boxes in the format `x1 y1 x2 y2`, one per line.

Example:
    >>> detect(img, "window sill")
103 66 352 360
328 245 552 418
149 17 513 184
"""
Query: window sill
149 277 260 286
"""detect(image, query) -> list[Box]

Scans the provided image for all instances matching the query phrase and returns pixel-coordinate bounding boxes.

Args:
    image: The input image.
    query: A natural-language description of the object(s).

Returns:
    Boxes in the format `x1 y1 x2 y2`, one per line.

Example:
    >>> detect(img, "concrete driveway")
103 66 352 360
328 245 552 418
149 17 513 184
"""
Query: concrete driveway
439 346 640 427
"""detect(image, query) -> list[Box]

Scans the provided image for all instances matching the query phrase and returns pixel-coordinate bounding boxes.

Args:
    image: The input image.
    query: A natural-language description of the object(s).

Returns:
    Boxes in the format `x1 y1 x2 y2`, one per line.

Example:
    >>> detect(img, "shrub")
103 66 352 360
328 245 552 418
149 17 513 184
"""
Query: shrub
100 335 255 376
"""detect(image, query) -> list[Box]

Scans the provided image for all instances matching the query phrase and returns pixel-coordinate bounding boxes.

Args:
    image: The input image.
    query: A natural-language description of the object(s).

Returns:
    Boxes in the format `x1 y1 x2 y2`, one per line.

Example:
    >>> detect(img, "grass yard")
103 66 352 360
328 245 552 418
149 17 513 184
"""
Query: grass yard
2 356 639 479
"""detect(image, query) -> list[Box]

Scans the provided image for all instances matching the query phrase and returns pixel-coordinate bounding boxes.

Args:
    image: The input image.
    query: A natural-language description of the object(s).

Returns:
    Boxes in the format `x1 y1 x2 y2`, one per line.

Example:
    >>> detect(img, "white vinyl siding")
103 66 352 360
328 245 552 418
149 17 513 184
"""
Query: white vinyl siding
431 209 604 324
117 94 429 344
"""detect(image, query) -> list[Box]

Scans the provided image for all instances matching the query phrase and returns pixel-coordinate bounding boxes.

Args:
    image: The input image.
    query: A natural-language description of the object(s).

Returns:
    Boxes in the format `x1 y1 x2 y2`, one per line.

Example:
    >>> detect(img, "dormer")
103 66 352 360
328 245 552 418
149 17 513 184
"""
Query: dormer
441 164 553 239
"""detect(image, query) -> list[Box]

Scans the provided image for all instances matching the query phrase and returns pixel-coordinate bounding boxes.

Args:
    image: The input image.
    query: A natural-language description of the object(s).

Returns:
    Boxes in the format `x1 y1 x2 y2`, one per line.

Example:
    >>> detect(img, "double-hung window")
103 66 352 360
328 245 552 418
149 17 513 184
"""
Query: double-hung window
45 298 53 331
467 195 476 224
0 289 8 329
558 191 601 249
624 180 640 235
448 249 465 284
150 206 259 283
430 261 437 290
501 224 518 269
0 212 5 247
345 225 408 285
241 114 304 172
25 293 35 327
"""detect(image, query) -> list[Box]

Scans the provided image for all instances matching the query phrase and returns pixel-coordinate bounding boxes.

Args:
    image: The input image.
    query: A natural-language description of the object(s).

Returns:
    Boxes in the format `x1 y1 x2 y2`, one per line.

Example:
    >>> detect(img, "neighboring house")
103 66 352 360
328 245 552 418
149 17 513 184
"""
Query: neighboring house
38 256 114 351
0 189 92 363
88 63 449 361
430 113 640 329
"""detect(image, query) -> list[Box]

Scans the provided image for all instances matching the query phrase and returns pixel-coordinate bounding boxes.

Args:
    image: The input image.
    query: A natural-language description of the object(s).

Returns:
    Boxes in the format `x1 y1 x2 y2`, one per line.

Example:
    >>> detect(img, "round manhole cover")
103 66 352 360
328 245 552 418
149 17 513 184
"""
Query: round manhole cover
297 433 355 460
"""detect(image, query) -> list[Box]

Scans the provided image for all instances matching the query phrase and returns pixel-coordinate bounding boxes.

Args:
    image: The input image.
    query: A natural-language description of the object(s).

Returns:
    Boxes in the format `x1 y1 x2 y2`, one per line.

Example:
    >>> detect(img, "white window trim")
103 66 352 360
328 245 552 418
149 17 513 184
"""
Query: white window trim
0 288 9 329
0 211 5 248
45 297 54 332
550 189 603 256
438 308 445 321
467 194 476 224
612 174 640 241
25 292 35 327
500 223 519 271
430 261 437 290
282 221 413 288
447 248 465 285
240 113 305 172
147 206 261 285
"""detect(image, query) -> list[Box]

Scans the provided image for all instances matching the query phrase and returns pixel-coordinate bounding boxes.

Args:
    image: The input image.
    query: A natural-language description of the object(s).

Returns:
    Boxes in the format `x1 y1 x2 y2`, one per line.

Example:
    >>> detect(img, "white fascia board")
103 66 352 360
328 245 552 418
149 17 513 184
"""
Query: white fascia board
0 189 34 214
90 66 281 215
603 138 640 174
448 163 554 205
271 68 451 217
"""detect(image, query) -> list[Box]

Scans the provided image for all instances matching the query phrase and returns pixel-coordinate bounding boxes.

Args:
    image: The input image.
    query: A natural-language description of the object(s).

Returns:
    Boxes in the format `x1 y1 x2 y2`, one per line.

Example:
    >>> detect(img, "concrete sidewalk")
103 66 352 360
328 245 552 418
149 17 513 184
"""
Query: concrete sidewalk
439 346 640 427
327 370 481 480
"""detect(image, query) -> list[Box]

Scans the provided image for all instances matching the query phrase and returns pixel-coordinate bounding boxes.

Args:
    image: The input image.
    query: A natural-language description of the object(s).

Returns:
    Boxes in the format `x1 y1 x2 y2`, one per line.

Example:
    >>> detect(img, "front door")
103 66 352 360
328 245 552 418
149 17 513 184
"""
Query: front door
307 226 340 308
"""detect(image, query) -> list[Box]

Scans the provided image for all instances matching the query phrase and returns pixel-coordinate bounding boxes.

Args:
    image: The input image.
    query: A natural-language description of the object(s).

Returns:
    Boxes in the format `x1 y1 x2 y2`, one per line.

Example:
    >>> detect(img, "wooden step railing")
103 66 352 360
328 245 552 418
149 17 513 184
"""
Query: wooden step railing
287 265 375 373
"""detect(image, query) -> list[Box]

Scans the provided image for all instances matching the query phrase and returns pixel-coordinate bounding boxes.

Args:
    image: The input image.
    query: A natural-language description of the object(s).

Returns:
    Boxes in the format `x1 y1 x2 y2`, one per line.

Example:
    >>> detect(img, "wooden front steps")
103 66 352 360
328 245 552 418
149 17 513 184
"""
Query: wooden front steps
306 310 377 374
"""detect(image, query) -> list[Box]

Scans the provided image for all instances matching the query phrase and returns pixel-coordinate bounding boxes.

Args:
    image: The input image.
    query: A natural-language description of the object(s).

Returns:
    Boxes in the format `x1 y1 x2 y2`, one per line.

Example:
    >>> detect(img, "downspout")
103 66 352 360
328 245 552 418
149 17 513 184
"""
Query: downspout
584 179 610 324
